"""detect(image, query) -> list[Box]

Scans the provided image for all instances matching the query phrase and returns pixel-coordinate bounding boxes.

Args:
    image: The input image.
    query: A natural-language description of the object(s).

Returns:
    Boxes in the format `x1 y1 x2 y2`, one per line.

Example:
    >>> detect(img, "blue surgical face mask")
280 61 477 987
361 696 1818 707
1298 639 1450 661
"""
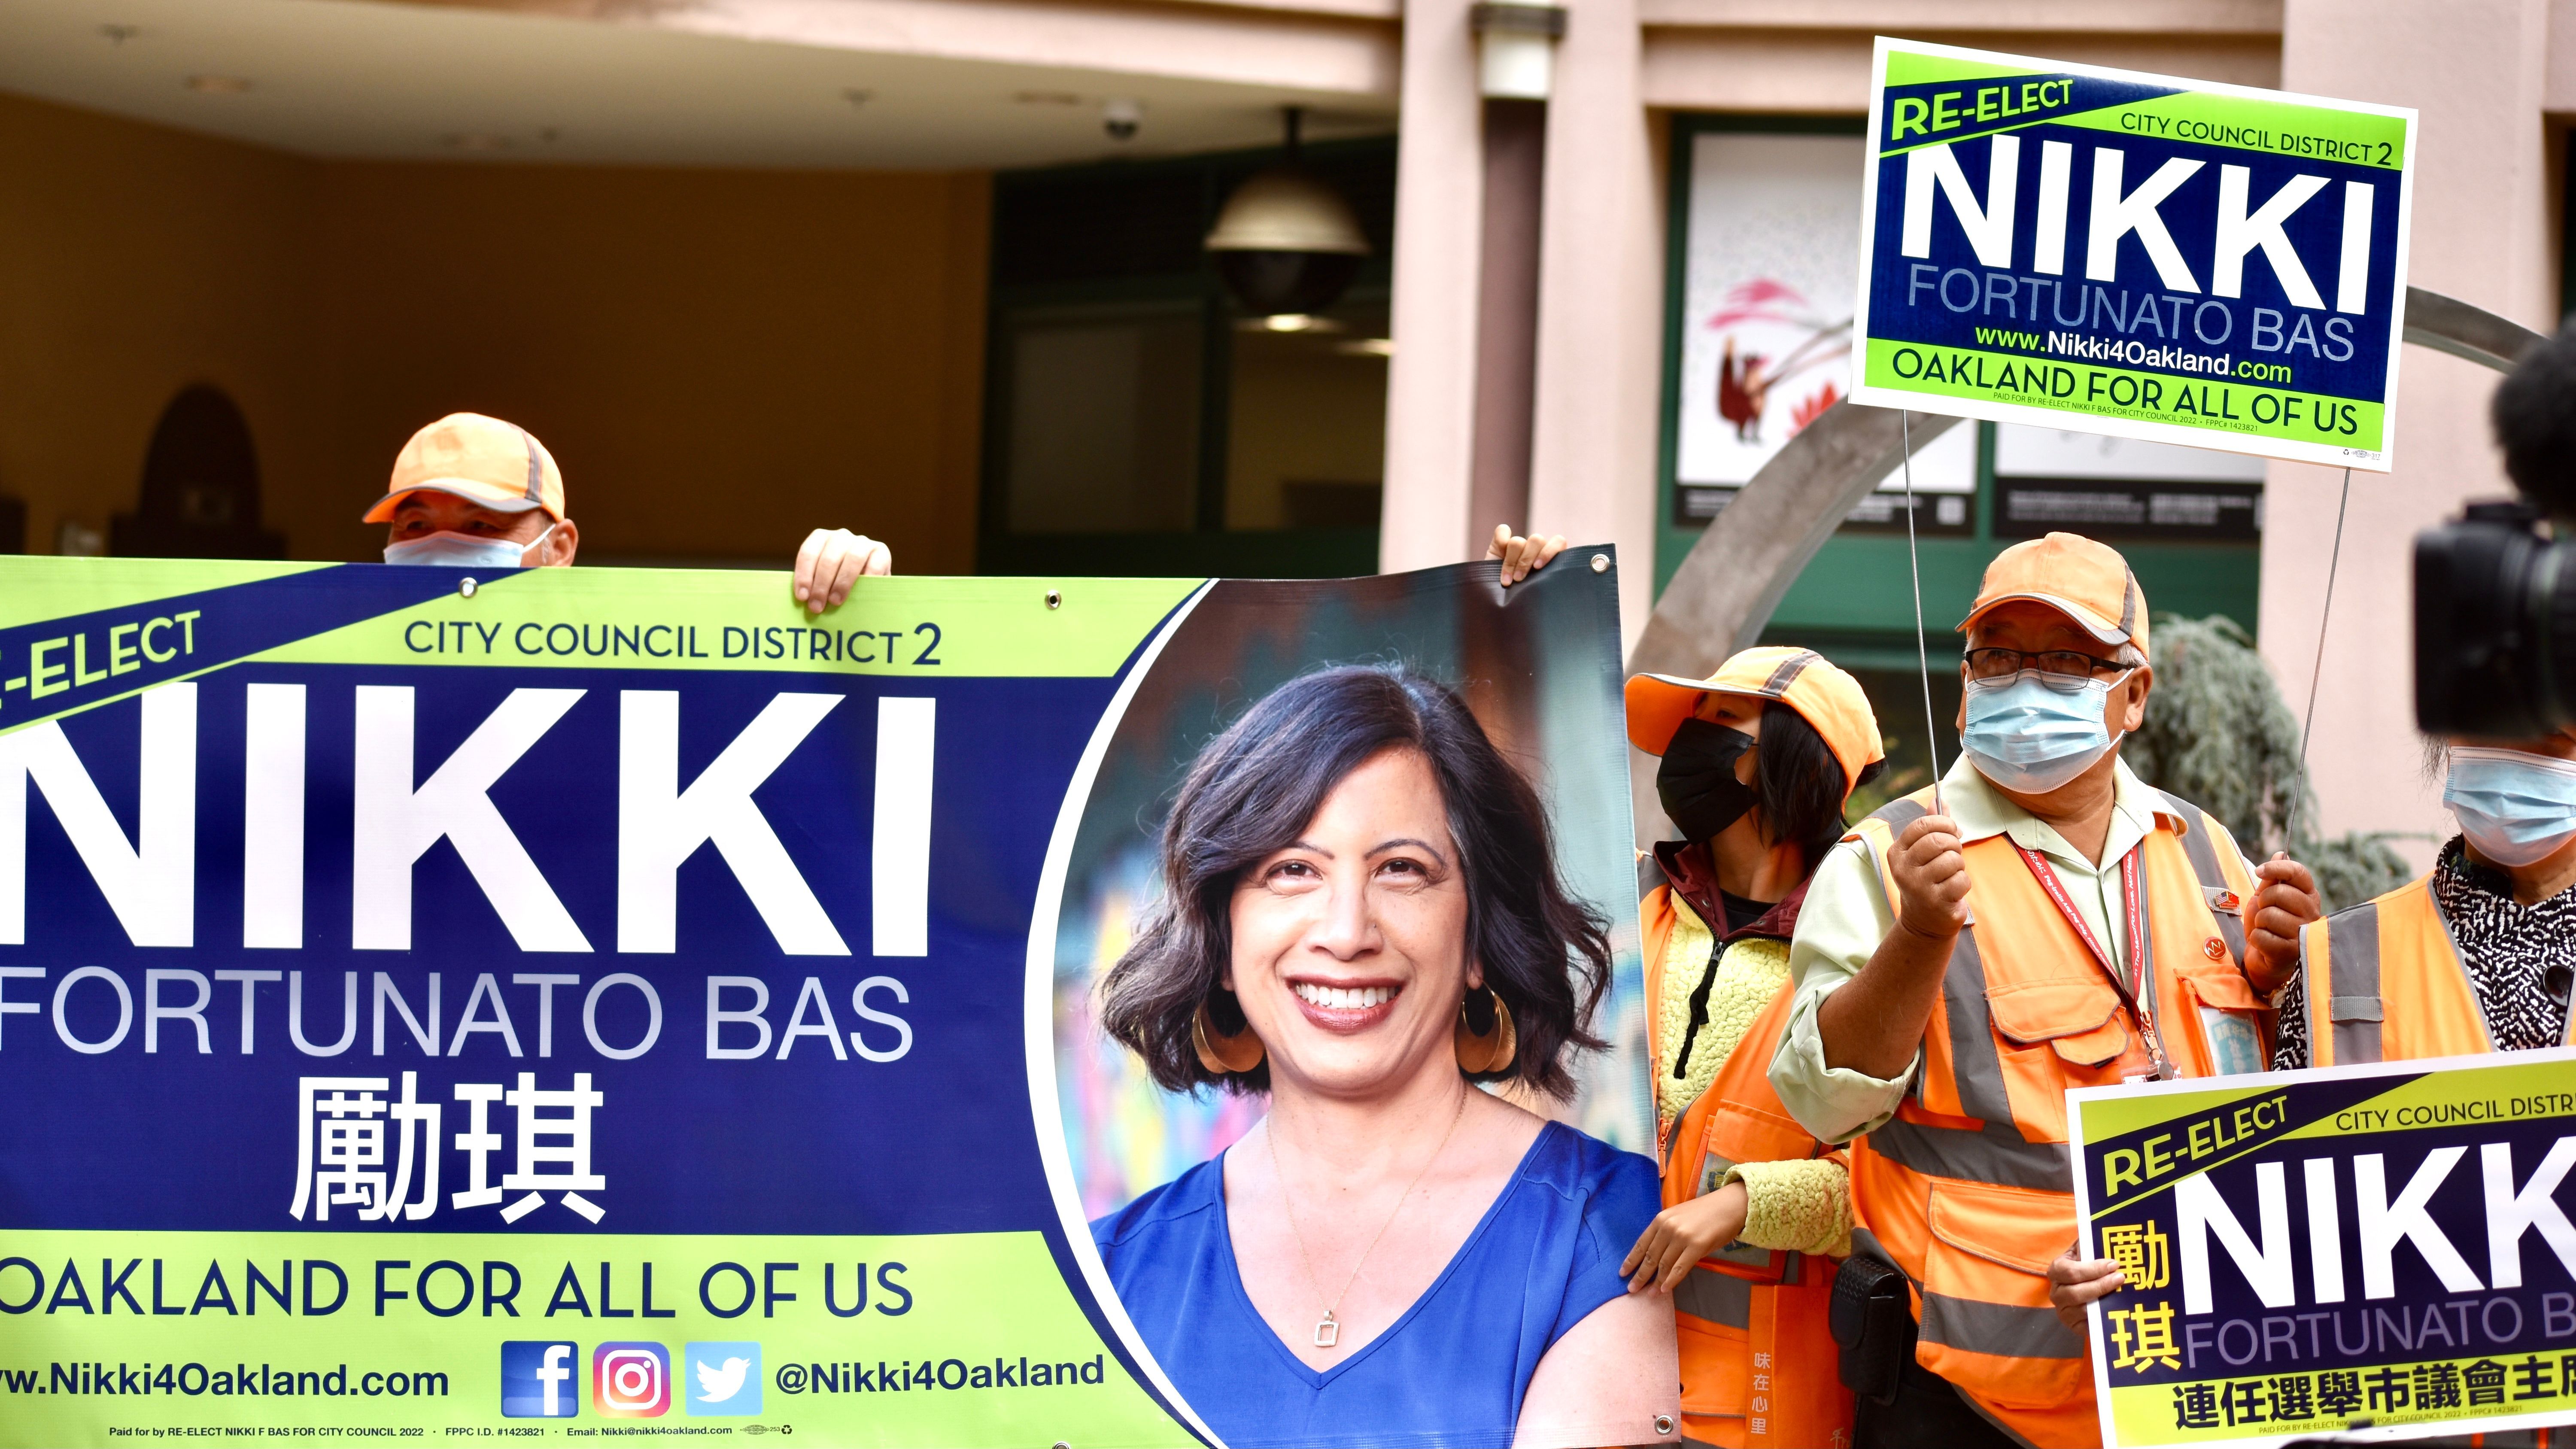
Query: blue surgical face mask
383 523 553 568
1961 668 2129 795
2444 746 2576 867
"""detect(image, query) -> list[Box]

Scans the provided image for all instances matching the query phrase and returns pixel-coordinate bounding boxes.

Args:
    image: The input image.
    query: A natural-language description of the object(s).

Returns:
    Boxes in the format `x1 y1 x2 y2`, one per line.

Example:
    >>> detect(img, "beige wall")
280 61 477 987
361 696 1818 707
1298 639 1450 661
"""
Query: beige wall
0 91 323 558
1529 0 1661 651
308 161 989 570
0 91 990 572
1379 0 1487 577
1382 6 2299 658
1642 29 2282 109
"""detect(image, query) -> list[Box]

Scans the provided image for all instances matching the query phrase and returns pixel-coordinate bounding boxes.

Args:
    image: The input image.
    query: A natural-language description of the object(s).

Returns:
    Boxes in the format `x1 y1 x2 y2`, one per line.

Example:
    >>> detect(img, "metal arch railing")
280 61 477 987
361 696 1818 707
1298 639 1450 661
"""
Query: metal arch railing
1627 404 1959 682
2403 287 2549 375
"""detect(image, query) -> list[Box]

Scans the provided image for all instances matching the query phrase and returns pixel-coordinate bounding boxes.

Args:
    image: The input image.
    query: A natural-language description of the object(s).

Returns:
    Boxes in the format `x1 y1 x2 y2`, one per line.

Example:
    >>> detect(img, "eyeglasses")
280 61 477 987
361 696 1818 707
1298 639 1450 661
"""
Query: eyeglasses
1964 647 2129 682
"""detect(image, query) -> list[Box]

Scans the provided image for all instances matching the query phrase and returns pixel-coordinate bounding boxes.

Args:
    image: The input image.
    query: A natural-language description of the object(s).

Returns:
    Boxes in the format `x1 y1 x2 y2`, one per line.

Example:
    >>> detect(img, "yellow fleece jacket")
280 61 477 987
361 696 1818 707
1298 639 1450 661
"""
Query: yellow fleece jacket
1654 896 1851 1257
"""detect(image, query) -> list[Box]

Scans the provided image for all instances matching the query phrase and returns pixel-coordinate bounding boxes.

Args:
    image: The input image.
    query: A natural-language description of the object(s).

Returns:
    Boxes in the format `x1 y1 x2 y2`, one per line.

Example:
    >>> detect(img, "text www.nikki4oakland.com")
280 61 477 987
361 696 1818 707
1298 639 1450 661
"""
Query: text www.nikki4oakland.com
1 1361 448 1399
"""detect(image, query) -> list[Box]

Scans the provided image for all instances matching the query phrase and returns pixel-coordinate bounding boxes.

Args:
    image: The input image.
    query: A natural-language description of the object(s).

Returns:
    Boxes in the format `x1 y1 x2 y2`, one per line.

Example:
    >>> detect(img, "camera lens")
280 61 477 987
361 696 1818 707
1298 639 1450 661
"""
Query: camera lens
2415 501 2576 736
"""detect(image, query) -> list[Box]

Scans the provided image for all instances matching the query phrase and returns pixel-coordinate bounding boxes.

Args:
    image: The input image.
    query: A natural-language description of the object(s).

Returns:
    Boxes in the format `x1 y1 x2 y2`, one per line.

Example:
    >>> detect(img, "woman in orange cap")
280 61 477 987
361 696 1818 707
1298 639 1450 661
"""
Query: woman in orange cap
1619 647 1885 1449
1488 524 1884 1449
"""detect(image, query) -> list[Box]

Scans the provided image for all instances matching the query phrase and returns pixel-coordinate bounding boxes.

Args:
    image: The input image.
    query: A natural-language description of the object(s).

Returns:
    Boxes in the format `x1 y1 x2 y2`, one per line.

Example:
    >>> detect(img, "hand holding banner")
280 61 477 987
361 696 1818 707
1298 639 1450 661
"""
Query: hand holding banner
0 553 1656 1447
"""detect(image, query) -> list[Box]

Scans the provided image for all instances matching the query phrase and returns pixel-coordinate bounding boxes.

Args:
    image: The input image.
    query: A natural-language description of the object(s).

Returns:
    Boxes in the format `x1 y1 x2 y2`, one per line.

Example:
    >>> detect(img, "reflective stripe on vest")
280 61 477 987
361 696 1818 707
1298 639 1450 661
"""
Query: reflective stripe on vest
1644 909 1854 1448
2324 898 2390 1064
1865 1116 2071 1192
1675 1266 1751 1329
2154 787 2251 966
2299 875 2556 1066
1843 785 2263 1447
1922 1293 2086 1360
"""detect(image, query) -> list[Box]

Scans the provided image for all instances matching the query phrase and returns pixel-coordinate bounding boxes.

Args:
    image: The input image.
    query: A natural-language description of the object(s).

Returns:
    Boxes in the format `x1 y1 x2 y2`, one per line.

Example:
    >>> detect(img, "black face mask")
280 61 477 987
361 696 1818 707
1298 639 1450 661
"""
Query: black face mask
1657 718 1759 844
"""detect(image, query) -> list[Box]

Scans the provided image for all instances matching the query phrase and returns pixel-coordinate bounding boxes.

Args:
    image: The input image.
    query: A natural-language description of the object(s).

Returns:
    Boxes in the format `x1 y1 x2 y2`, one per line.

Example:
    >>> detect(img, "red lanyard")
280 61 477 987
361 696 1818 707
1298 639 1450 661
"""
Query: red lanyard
2007 839 2175 1080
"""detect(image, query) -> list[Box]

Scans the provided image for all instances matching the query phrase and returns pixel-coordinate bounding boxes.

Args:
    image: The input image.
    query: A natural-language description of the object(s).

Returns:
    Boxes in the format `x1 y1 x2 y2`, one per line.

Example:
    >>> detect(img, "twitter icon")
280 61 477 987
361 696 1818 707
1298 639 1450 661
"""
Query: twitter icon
683 1343 761 1417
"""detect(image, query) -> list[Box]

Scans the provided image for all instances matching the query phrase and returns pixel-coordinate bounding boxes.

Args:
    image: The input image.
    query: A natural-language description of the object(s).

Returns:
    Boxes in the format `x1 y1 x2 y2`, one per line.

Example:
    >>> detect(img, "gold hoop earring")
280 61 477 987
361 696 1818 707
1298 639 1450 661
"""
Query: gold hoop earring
1193 996 1265 1075
1455 987 1516 1074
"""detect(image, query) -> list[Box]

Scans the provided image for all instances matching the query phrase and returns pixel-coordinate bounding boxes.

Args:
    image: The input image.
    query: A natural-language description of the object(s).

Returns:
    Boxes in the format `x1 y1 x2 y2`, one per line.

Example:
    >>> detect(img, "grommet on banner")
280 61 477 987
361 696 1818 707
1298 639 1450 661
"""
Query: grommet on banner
459 577 477 598
1654 1414 1676 1436
1046 590 1062 610
1589 554 1608 573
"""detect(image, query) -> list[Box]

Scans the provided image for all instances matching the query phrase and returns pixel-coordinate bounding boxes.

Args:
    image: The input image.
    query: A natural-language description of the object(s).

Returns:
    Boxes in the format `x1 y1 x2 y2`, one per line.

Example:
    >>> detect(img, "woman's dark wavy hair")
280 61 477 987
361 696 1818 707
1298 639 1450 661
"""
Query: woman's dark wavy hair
1753 701 1886 869
1097 664 1613 1100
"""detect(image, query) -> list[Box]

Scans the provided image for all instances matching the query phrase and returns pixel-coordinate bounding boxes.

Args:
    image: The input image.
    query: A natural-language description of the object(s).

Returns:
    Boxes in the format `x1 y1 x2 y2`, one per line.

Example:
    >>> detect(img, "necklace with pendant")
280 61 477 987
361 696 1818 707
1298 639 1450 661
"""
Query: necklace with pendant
1268 1086 1470 1350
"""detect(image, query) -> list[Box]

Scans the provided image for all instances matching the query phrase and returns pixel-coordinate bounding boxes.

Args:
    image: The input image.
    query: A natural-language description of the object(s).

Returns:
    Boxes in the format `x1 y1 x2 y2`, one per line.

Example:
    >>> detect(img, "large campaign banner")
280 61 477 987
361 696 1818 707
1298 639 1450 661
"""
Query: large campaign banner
1851 37 2418 470
0 554 1644 1446
2071 1051 2576 1446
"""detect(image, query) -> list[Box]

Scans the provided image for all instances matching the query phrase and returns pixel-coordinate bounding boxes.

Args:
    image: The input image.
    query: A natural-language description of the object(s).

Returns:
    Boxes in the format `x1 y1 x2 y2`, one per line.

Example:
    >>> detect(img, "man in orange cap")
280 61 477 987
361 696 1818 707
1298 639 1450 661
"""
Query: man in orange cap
370 413 892 611
1769 532 2321 1449
1615 647 1884 1449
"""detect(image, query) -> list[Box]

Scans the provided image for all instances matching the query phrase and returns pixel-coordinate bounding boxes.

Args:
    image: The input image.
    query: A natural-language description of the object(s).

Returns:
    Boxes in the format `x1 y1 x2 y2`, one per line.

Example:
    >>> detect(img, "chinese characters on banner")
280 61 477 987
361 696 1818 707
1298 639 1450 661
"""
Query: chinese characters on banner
2070 1052 2576 1446
0 559 1222 1446
289 1072 606 1225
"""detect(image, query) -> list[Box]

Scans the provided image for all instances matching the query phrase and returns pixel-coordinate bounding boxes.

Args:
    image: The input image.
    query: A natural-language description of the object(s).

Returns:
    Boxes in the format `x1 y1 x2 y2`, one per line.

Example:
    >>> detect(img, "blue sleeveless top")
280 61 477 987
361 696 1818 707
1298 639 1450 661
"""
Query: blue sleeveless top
1091 1120 1659 1449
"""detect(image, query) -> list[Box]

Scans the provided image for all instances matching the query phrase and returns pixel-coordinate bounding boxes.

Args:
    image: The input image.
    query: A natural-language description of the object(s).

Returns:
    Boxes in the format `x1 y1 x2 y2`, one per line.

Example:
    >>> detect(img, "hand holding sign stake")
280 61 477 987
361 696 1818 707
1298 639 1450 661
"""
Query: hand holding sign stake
1852 37 2415 899
1850 38 2434 1449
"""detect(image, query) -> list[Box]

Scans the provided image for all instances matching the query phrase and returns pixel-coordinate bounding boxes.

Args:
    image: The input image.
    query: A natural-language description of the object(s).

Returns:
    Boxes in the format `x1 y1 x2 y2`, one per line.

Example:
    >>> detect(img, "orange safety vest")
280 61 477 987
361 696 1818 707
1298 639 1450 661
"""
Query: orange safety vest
1841 787 2265 1449
2298 873 2566 1063
1644 884 1854 1449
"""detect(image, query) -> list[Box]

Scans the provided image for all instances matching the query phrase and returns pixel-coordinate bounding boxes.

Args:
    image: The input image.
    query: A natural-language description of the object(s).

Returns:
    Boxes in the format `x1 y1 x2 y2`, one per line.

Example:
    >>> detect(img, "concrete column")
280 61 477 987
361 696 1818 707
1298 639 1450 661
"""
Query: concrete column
1525 0 1660 654
2261 0 2553 865
1467 98 1547 557
1379 0 1485 574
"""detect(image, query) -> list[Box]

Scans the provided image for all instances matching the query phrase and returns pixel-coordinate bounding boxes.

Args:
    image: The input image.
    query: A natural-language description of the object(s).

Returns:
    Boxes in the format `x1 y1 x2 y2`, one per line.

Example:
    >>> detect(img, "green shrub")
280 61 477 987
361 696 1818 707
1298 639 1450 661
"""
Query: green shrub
2128 615 2414 911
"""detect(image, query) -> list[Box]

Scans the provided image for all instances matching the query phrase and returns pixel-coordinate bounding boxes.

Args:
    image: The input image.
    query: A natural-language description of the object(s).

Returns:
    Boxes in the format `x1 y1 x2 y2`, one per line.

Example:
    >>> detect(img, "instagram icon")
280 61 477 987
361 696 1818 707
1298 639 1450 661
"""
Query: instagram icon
592 1343 670 1418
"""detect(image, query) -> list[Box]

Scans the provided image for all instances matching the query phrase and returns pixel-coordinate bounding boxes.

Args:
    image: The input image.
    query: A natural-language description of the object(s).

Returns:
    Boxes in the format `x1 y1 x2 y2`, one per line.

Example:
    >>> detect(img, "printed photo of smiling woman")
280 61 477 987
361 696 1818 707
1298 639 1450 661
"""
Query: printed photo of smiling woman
1092 664 1680 1449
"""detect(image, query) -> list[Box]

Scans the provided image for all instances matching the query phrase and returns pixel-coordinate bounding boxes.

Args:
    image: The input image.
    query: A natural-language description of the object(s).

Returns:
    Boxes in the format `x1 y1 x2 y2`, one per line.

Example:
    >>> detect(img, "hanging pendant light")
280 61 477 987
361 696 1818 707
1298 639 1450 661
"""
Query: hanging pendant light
1205 107 1370 319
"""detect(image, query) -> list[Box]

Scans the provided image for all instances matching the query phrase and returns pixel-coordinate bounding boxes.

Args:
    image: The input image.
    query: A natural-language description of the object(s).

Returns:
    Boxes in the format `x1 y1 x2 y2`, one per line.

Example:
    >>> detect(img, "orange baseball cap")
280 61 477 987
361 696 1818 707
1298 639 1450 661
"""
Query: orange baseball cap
1958 532 2148 655
1626 646 1885 802
362 413 565 524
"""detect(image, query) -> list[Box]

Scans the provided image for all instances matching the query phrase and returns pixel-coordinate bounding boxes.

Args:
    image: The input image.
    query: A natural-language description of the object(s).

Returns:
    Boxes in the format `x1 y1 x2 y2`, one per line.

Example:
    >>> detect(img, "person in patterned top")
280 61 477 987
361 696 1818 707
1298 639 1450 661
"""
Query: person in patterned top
2274 727 2576 1069
2276 341 2576 1071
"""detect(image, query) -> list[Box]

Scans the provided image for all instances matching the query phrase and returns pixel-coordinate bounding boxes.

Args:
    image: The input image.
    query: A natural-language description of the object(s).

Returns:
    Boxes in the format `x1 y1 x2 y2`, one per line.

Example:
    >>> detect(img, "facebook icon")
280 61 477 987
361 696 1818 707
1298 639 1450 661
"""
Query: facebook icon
501 1342 580 1419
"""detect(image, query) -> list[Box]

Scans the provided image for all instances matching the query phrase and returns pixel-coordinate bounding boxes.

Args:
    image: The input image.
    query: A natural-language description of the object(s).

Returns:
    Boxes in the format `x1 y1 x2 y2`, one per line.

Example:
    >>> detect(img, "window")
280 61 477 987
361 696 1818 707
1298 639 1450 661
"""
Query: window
1226 300 1390 531
1000 302 1204 534
981 140 1394 579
